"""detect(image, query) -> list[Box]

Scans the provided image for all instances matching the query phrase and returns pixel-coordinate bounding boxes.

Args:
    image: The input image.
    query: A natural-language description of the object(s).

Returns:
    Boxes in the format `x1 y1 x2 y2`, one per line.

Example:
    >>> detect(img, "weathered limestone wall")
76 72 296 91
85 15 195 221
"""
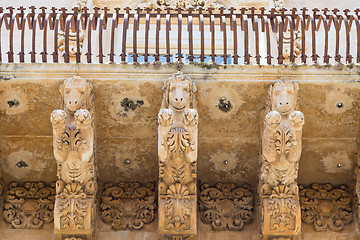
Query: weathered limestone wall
1 63 360 187
1 63 360 239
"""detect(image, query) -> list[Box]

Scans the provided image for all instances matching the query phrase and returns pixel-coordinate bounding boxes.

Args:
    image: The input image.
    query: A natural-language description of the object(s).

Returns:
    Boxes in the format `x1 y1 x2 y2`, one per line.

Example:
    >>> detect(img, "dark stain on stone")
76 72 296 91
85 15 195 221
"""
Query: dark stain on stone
16 160 28 168
0 75 13 81
218 97 232 112
121 98 144 111
7 99 20 108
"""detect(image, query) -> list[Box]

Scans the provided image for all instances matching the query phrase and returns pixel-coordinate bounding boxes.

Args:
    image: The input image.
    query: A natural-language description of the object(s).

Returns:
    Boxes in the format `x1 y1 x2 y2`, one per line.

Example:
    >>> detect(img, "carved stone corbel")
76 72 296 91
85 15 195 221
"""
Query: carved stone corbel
158 72 198 240
259 80 304 240
51 76 96 240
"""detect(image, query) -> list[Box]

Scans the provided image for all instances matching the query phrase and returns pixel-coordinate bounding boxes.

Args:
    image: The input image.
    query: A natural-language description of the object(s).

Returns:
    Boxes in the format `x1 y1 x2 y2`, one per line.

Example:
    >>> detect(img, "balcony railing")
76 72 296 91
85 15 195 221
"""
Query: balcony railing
0 6 360 65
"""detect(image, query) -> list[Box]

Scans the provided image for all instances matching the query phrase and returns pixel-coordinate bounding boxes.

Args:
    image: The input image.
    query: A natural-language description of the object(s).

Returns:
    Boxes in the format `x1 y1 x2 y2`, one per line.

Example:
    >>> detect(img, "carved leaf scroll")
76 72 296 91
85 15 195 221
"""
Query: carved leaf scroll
199 182 254 231
299 183 353 232
101 182 156 230
3 181 56 229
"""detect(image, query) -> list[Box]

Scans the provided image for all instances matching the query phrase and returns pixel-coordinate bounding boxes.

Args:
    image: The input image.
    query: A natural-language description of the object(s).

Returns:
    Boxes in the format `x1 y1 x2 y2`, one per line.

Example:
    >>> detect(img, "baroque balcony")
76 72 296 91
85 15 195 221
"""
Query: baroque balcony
0 2 360 240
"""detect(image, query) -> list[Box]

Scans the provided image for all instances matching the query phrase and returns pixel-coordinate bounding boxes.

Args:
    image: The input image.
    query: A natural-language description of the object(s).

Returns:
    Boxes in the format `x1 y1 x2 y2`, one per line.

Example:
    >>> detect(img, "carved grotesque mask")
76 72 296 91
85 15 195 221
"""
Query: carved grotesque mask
271 81 298 115
60 77 92 114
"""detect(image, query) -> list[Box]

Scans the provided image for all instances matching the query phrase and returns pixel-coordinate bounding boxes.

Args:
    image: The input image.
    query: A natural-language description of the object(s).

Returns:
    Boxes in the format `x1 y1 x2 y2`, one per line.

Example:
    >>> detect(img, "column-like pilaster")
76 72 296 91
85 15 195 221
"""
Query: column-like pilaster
158 72 198 240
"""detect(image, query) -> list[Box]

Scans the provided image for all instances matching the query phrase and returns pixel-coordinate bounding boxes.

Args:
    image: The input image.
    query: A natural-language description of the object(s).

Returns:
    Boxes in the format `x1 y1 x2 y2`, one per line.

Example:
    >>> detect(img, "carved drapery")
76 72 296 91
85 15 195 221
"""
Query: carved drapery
101 182 156 230
3 182 56 229
299 183 353 231
51 76 96 240
199 182 254 231
260 80 304 239
158 72 198 239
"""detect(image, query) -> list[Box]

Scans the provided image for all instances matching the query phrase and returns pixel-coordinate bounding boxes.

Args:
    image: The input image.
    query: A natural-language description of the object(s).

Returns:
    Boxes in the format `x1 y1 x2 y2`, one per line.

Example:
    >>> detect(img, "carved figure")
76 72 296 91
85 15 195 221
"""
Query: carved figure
158 72 198 239
260 80 304 240
261 80 304 196
51 76 96 240
51 76 95 195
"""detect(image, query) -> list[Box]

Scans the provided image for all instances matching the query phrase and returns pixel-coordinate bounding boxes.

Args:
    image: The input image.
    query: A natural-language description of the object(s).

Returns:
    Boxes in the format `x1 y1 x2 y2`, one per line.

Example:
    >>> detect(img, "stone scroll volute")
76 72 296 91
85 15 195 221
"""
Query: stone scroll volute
50 76 96 240
158 72 198 240
260 80 304 240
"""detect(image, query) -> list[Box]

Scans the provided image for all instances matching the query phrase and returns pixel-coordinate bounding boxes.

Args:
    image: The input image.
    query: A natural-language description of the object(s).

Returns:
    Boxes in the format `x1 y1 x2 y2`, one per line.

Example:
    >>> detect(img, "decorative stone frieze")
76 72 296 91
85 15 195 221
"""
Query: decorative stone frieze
3 181 56 229
299 183 353 231
199 182 254 231
140 0 223 9
260 80 304 240
51 76 96 240
101 182 156 230
158 72 198 239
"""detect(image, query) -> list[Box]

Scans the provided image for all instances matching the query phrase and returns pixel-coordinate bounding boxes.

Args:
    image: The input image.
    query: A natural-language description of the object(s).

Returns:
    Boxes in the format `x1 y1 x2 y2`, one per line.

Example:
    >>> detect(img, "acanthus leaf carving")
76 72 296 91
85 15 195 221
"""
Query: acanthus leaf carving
199 182 254 231
57 183 90 230
100 182 156 230
299 183 353 232
3 181 56 229
260 80 303 239
158 72 197 239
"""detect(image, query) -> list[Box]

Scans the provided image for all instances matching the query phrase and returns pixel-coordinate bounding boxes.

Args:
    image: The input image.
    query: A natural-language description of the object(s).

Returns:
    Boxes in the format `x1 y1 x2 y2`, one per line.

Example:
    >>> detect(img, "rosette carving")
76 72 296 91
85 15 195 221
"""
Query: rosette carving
299 183 353 231
199 183 254 231
101 182 156 230
3 181 56 229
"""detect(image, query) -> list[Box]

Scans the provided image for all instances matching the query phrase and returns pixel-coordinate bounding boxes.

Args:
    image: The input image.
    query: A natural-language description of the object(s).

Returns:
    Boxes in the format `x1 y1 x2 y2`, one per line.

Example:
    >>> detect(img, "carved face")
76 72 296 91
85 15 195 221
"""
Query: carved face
271 81 298 115
60 77 92 114
162 72 196 110
168 80 192 111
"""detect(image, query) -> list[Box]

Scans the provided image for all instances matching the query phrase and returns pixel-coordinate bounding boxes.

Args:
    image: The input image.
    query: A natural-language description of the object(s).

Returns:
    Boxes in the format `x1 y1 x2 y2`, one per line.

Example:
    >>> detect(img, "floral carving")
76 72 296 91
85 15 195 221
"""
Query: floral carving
57 183 91 230
266 186 300 233
299 183 353 231
140 0 222 10
51 76 96 239
260 80 304 239
199 183 254 231
3 182 56 229
101 182 156 230
158 72 198 238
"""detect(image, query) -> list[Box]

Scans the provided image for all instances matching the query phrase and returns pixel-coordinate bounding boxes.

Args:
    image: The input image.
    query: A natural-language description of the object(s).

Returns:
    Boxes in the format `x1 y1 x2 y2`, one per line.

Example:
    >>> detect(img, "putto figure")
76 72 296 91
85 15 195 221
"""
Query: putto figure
50 76 96 240
260 80 304 240
158 72 198 240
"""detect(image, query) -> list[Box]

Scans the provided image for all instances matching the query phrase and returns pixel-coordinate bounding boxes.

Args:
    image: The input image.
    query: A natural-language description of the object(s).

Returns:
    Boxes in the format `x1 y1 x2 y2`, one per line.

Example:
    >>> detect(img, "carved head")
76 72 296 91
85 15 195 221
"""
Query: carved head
59 76 94 114
161 72 197 110
267 80 298 115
